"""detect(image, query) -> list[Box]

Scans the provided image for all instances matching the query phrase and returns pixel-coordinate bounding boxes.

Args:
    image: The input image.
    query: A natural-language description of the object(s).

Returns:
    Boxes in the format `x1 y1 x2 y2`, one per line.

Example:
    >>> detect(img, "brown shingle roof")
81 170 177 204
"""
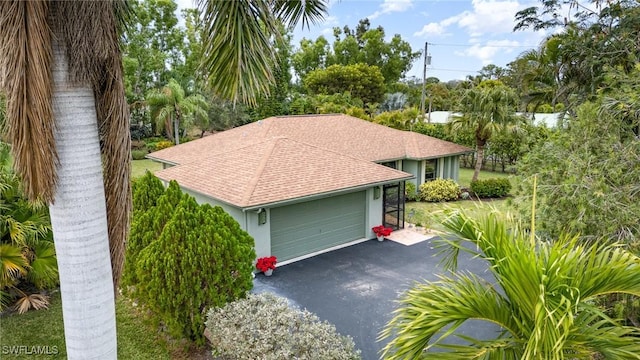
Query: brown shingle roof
154 137 412 208
148 114 471 165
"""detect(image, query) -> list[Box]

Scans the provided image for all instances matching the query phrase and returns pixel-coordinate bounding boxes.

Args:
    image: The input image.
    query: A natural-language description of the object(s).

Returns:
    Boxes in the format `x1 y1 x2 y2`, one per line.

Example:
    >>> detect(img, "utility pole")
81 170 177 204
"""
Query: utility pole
420 42 431 123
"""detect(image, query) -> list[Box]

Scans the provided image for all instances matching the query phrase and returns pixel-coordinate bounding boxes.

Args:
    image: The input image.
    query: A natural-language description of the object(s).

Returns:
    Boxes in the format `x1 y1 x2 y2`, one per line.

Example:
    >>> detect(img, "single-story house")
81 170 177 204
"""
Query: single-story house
147 114 471 265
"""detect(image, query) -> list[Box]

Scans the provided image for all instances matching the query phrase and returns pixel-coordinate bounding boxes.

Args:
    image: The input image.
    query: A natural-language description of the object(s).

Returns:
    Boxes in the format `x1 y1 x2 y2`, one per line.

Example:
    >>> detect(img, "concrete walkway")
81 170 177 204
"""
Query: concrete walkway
252 237 498 360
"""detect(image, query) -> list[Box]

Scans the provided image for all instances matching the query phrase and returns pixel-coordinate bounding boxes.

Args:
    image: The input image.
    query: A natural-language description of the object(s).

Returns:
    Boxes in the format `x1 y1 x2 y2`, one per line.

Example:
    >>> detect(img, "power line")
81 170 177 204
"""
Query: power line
430 42 537 49
428 67 480 73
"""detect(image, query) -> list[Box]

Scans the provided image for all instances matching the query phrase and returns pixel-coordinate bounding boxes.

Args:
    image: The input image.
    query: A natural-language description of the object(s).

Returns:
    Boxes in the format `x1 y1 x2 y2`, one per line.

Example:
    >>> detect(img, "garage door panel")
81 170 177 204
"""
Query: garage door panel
271 191 366 261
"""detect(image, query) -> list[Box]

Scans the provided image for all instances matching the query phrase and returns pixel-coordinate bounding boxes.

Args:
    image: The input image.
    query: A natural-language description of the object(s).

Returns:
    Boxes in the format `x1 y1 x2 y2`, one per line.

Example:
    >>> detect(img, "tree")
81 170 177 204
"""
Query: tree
381 209 640 359
292 18 420 87
0 0 327 358
514 0 640 112
450 81 519 182
304 63 385 106
146 79 208 144
514 101 640 246
292 36 331 81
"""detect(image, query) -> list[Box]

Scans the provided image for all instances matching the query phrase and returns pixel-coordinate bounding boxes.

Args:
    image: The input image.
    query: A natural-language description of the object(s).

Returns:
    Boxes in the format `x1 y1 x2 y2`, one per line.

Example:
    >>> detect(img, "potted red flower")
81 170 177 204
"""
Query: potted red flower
372 225 393 241
256 256 277 276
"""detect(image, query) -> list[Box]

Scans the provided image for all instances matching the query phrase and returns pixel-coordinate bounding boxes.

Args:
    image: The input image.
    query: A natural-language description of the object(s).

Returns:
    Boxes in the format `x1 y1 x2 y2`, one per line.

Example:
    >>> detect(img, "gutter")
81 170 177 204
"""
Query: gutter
241 175 414 211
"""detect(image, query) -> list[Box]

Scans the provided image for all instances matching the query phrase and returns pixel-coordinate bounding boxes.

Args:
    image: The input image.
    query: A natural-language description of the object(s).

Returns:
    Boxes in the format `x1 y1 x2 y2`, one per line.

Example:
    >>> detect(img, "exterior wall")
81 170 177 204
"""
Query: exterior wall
161 162 174 170
366 186 384 239
413 156 462 186
401 160 420 187
246 209 271 259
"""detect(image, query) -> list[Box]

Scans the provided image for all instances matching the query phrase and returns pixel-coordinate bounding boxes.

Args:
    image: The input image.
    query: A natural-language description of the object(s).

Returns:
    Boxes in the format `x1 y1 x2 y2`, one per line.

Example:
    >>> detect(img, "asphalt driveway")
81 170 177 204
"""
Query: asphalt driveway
252 237 498 360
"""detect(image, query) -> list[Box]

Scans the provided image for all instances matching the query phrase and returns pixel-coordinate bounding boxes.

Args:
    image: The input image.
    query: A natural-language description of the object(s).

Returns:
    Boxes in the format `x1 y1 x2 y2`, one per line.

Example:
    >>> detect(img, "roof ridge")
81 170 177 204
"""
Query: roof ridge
241 137 282 205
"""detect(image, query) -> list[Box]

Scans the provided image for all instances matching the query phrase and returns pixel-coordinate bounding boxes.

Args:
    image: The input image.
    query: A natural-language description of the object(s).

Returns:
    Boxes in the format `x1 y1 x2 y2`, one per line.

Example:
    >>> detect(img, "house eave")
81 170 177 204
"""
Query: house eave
241 175 414 211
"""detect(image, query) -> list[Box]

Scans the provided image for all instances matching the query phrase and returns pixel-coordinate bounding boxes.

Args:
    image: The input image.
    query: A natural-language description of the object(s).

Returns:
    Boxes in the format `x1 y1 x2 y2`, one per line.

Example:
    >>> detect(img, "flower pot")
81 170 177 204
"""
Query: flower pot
264 269 273 277
377 235 384 242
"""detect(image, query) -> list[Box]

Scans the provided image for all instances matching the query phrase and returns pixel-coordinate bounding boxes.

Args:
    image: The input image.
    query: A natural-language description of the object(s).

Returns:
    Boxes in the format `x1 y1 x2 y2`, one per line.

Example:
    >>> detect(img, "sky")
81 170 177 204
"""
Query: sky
176 0 553 82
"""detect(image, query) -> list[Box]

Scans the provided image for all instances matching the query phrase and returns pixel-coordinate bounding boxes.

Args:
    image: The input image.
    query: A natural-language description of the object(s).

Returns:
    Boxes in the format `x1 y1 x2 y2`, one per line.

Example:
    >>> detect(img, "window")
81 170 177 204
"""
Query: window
380 161 397 169
424 159 437 181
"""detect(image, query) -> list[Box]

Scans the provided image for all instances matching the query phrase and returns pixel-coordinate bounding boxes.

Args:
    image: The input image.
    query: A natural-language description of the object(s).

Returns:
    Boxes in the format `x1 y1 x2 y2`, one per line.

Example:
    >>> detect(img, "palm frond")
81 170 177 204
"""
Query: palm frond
0 243 28 288
0 0 57 203
272 0 328 30
14 292 49 314
26 241 58 290
380 273 519 359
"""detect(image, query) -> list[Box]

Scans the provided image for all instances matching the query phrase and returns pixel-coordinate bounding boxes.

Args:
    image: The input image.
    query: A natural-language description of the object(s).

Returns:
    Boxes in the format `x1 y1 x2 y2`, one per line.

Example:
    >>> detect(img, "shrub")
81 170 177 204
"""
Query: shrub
132 183 255 344
419 179 460 202
470 178 511 198
405 182 419 201
205 293 361 360
131 149 148 160
153 140 174 151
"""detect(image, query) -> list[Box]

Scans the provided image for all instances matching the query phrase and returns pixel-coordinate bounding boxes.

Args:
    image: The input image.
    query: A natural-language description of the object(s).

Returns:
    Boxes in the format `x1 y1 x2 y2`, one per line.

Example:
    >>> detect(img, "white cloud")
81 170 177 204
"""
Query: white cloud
414 23 447 37
414 0 527 39
456 39 521 64
369 0 414 20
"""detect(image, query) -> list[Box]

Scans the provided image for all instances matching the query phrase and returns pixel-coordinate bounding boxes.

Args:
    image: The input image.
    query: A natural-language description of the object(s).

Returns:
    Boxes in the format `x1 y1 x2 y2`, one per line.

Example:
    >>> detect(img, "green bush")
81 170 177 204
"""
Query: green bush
205 293 361 359
419 179 460 202
153 140 174 151
131 149 148 160
125 180 255 344
405 182 419 201
470 178 511 198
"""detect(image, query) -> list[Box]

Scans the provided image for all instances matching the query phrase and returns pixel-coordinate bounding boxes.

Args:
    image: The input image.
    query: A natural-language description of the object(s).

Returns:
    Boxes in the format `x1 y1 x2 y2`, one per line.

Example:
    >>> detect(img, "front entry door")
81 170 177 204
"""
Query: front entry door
383 182 405 230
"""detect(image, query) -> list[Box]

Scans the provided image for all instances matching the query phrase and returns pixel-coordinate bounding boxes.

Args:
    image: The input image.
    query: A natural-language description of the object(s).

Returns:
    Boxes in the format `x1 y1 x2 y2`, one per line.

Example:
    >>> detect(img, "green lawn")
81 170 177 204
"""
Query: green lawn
457 167 513 188
406 198 512 233
0 292 171 359
132 159 162 179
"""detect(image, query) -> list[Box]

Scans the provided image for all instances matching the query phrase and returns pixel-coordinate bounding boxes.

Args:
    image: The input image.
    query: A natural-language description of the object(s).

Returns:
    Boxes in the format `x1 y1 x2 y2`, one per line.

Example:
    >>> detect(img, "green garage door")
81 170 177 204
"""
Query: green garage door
270 191 366 261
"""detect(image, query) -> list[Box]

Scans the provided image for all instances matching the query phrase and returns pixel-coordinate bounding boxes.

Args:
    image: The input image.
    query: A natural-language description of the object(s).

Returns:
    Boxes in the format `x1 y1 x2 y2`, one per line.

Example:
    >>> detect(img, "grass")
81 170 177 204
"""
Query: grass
457 167 513 188
1 292 171 359
408 168 515 233
132 159 162 179
407 198 512 233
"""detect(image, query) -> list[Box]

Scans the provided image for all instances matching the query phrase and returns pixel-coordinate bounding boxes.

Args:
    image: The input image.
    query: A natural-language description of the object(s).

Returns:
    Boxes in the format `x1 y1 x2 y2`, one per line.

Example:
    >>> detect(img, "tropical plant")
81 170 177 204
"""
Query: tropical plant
0 0 327 357
146 78 208 144
381 208 640 359
0 142 57 313
450 80 520 182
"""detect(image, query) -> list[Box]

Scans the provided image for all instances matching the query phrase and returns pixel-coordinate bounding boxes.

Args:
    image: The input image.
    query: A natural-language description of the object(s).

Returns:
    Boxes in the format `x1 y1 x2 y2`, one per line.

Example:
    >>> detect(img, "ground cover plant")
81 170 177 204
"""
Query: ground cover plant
205 292 361 359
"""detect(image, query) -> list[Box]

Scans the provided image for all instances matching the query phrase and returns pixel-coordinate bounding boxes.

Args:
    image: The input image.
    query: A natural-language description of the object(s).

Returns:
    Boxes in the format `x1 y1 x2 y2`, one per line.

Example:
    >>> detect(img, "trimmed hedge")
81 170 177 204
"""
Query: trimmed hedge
470 178 512 198
419 179 460 202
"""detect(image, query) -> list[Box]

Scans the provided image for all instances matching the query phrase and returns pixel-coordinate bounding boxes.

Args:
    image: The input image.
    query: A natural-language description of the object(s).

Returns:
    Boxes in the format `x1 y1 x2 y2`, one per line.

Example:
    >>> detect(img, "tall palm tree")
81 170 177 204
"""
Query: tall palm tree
0 1 327 358
381 210 640 359
147 79 208 145
449 81 519 182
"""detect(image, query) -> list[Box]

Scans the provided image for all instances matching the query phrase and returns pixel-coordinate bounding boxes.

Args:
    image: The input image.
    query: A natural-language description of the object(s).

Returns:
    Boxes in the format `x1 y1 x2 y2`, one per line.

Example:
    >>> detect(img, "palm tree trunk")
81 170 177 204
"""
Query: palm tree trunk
174 115 180 145
473 141 485 182
49 41 117 359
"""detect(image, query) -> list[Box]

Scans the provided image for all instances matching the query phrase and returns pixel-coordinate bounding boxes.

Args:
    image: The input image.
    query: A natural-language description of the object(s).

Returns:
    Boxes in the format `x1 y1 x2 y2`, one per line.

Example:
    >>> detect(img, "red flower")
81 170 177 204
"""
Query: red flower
372 225 393 237
256 256 277 272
